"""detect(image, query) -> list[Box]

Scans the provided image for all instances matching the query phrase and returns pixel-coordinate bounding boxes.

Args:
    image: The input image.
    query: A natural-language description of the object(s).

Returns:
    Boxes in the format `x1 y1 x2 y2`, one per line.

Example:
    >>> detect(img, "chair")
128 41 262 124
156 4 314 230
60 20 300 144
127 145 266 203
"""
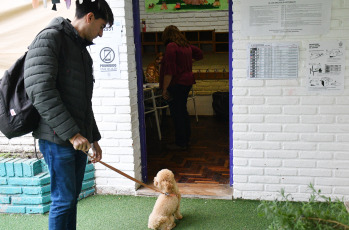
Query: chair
188 86 198 123
143 88 162 140
149 88 168 127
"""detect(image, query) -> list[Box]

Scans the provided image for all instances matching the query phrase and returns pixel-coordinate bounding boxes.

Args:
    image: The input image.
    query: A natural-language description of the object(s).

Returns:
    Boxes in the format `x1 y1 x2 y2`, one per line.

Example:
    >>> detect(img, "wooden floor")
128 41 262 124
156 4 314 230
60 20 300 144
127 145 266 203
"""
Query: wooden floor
145 115 230 185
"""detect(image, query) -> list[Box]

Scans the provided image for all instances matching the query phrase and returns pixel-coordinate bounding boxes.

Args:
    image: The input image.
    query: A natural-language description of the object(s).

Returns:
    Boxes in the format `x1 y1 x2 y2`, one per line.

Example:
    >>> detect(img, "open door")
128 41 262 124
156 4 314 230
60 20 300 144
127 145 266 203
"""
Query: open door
133 0 234 186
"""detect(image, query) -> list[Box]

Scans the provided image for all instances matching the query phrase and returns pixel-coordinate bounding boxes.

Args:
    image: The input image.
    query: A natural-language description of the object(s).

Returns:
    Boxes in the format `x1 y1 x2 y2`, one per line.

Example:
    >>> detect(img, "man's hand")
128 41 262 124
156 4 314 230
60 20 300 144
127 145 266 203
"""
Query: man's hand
69 133 91 152
91 141 102 163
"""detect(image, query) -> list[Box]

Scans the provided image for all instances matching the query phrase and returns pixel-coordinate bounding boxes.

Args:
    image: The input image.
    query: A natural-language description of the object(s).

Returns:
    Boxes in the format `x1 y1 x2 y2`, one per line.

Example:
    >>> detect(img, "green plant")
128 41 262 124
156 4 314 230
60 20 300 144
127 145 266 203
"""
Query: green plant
0 152 12 158
258 184 349 230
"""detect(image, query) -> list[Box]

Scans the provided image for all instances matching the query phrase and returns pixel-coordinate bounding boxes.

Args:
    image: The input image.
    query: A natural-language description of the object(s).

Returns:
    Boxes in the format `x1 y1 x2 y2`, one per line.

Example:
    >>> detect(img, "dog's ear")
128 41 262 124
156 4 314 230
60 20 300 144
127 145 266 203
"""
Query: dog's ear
154 177 158 187
162 180 174 192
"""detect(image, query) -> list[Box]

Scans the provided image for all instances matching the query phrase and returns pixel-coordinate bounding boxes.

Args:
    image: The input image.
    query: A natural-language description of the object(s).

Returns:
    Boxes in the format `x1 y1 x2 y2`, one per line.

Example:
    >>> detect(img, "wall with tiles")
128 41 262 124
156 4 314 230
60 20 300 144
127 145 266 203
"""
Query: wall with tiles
232 0 349 201
0 157 95 214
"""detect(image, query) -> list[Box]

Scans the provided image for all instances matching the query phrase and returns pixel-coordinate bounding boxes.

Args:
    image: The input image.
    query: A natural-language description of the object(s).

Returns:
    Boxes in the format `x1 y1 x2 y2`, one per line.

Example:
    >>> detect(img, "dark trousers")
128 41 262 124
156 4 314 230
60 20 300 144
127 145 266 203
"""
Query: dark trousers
39 140 87 230
167 84 192 147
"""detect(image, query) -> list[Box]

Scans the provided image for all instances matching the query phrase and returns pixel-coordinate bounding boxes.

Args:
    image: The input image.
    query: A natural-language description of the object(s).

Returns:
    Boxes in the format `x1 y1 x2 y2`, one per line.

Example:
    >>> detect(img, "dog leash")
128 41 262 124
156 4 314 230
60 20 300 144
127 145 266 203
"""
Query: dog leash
83 152 172 196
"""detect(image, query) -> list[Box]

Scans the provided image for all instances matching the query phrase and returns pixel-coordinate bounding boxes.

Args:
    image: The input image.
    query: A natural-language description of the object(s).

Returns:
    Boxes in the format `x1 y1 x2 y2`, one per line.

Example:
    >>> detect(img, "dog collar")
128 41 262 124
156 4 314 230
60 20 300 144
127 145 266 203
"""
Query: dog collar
165 192 178 197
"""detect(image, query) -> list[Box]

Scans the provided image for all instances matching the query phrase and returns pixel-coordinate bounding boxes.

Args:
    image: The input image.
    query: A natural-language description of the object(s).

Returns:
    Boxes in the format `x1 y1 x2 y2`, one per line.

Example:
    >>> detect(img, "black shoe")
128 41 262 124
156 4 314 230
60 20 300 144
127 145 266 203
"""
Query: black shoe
166 144 187 151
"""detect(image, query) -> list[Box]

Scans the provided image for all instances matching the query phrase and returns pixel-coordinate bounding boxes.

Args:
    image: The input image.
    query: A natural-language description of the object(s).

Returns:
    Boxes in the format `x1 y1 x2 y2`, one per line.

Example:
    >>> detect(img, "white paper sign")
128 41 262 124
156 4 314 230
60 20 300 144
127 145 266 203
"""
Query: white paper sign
91 20 122 79
307 41 345 91
247 43 299 79
241 0 332 36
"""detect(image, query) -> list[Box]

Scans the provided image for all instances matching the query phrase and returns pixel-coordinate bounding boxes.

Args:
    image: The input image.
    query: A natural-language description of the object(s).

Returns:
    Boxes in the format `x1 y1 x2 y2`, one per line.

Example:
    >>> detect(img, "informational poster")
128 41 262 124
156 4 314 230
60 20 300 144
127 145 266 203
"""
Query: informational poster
91 20 122 79
247 43 299 79
145 0 228 13
307 41 345 91
241 0 332 36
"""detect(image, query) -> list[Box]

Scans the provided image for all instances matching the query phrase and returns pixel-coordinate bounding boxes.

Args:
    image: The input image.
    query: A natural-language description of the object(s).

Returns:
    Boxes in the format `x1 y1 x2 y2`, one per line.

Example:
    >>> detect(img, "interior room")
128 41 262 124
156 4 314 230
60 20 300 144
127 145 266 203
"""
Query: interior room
138 0 231 194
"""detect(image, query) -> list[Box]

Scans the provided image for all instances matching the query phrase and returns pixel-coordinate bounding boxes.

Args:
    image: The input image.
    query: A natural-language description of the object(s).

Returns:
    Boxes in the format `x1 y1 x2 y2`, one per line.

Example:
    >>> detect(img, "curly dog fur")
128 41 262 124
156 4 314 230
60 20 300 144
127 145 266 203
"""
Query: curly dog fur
148 169 182 230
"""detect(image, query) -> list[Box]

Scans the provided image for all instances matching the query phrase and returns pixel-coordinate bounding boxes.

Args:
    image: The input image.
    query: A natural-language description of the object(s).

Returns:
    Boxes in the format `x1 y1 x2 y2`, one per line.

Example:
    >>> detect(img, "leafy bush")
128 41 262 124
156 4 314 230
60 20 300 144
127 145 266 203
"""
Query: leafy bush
258 184 349 230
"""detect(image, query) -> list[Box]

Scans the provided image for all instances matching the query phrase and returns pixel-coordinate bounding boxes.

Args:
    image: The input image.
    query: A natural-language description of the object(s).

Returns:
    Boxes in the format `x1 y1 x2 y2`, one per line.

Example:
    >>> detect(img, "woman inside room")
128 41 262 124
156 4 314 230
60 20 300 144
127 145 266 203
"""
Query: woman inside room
160 25 203 150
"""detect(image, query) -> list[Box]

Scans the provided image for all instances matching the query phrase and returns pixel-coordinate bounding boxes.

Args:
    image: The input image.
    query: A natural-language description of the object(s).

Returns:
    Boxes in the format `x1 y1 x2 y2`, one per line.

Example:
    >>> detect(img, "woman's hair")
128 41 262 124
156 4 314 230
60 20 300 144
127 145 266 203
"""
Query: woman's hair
75 0 114 27
162 25 189 47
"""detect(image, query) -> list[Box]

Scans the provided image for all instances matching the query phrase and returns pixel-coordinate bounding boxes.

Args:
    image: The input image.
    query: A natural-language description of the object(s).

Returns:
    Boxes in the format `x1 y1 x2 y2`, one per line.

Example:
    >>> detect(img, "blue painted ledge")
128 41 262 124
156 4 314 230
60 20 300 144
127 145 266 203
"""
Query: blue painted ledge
0 157 95 214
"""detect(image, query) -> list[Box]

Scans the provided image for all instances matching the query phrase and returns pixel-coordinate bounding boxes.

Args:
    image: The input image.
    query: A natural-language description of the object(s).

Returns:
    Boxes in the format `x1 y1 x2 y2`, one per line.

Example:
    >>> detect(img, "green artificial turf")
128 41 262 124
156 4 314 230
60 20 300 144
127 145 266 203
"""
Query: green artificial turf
0 195 271 230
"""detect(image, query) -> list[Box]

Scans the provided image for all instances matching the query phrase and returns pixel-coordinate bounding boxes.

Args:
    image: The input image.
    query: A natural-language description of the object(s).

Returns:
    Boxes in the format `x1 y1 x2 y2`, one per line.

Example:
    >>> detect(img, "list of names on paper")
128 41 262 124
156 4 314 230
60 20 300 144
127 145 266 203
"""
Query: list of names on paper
248 43 299 79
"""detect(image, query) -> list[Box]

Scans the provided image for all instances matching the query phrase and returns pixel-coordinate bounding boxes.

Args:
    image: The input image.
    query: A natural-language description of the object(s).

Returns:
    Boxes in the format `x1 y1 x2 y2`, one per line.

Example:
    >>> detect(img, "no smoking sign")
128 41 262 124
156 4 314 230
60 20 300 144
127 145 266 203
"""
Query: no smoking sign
99 47 117 72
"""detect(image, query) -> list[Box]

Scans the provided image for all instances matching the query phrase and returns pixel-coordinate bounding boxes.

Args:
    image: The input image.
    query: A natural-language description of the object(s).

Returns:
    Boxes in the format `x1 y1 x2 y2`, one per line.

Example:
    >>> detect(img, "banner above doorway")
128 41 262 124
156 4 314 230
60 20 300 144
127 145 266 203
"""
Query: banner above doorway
145 0 228 13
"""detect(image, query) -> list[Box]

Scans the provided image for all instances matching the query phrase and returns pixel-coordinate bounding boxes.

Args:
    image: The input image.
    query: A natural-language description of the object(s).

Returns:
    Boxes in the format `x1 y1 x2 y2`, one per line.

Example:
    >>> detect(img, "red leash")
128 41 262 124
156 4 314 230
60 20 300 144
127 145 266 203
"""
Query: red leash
84 152 166 195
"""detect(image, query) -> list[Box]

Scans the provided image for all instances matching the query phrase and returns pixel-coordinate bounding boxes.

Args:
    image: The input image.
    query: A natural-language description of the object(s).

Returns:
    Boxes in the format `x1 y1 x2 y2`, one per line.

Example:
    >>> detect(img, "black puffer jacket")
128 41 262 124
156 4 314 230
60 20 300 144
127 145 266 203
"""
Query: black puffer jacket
24 17 101 146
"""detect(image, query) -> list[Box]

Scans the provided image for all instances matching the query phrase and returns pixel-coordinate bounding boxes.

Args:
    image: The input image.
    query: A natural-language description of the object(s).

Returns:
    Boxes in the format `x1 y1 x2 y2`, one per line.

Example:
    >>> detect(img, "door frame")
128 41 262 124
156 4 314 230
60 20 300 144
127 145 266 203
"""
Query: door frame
133 0 234 185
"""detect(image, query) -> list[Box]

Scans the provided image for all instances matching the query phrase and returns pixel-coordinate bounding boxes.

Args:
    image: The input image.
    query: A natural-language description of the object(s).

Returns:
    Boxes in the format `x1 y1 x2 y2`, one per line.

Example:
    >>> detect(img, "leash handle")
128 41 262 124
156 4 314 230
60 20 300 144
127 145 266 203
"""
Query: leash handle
84 152 163 194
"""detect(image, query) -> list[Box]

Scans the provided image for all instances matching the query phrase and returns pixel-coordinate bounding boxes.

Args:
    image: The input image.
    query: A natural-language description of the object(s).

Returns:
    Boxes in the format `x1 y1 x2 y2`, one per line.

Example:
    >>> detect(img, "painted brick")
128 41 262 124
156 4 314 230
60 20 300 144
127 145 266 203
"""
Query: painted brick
0 177 7 185
85 163 95 173
0 205 26 214
0 186 22 195
8 172 50 186
26 204 51 214
5 158 20 177
78 188 95 200
23 159 42 177
0 196 10 204
249 176 280 184
14 158 27 177
22 184 51 195
81 179 95 191
0 158 11 176
334 187 349 195
12 193 51 205
83 171 95 181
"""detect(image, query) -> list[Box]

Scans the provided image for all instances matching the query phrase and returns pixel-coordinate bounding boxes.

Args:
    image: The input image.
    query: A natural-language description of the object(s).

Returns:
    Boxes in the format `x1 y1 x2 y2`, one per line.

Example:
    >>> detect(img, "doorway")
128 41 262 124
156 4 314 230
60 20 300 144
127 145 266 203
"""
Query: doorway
133 0 233 190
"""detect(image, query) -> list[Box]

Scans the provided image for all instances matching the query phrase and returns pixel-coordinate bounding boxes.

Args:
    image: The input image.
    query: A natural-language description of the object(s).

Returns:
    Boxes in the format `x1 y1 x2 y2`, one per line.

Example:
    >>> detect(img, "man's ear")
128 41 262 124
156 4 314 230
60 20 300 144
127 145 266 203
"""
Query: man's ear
86 12 94 24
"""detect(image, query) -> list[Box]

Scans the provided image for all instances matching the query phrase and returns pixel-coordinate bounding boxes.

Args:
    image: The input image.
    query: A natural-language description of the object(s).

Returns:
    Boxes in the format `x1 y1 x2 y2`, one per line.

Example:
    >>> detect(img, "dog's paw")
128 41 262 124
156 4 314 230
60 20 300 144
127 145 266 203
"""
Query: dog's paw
167 222 176 230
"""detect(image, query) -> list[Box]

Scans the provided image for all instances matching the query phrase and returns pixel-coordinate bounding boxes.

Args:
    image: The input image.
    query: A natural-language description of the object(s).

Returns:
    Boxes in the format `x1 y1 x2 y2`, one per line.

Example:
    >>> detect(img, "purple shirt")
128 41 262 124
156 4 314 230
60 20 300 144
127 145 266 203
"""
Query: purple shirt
160 42 203 89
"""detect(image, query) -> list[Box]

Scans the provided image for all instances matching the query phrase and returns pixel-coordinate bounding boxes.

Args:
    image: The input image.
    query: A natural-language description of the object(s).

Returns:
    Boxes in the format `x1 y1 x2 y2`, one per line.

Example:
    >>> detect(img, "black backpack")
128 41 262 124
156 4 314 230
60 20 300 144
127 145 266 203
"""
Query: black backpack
0 52 40 139
0 26 62 139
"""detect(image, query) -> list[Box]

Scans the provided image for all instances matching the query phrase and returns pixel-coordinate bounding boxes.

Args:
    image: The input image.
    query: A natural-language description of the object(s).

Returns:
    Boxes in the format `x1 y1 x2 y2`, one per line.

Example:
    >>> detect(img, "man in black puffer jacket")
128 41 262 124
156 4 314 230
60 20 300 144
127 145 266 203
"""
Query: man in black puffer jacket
24 1 113 229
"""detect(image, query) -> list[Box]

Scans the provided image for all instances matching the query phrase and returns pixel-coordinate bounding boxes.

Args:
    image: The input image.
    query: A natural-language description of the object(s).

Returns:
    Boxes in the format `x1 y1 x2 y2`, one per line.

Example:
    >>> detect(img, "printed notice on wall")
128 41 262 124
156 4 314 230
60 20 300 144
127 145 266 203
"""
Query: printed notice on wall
247 43 299 79
241 0 332 36
90 20 122 79
307 41 345 91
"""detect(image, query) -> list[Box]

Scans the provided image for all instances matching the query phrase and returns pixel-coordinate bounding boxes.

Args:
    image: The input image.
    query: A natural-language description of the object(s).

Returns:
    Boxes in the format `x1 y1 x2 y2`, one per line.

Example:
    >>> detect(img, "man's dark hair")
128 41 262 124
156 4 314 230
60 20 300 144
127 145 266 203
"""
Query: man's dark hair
75 0 114 27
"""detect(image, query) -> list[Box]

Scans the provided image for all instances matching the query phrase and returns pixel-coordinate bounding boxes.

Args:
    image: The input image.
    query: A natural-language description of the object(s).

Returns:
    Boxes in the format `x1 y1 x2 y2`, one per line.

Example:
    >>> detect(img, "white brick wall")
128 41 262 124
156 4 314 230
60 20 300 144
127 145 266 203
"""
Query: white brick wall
93 0 142 195
1 0 348 202
233 0 349 201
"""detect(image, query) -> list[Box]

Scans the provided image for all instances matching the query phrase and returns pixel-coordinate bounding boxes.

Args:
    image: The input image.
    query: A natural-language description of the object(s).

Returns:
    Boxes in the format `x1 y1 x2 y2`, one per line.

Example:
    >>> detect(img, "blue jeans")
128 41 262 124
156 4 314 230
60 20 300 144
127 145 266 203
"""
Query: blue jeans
39 140 87 230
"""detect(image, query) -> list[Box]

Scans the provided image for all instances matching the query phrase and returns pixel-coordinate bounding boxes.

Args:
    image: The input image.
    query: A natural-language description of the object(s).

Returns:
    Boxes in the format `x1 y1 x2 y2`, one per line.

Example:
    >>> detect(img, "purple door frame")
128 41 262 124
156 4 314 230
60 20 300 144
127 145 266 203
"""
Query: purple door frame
228 0 234 186
132 0 148 182
133 0 234 185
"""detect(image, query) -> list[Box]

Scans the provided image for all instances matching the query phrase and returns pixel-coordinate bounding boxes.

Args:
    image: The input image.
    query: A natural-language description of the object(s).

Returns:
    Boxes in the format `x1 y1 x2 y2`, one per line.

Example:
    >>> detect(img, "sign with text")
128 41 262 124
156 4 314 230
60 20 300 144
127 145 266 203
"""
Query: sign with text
241 0 332 36
90 20 122 79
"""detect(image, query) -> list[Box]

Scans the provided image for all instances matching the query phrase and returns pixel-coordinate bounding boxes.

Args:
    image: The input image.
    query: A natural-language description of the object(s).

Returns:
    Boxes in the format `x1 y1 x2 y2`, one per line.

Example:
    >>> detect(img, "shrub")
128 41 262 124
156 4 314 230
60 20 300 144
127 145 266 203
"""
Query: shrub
258 184 349 230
